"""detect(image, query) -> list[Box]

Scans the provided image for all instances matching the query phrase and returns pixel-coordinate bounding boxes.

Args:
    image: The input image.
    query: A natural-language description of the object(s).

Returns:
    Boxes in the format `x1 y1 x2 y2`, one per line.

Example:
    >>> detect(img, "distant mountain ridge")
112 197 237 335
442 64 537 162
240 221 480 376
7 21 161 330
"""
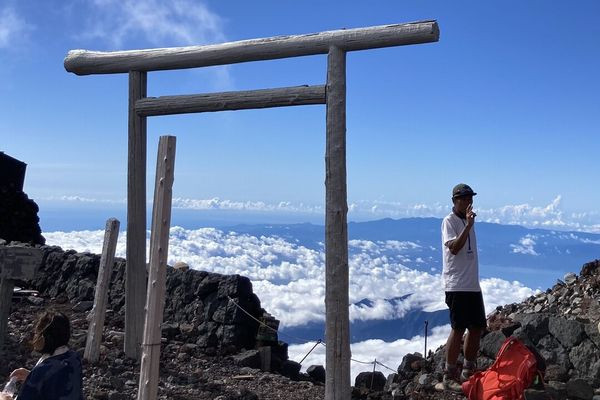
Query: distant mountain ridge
227 217 600 289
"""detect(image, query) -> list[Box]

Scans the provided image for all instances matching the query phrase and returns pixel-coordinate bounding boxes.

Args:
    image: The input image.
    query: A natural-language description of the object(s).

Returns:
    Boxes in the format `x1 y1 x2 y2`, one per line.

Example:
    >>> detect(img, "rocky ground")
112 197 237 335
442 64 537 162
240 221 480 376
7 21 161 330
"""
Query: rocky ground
1 298 324 400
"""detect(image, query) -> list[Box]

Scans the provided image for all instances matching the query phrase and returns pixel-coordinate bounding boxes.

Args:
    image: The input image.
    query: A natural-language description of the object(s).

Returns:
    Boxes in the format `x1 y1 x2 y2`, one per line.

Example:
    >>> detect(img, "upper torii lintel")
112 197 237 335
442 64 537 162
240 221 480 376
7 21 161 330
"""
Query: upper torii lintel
64 20 439 75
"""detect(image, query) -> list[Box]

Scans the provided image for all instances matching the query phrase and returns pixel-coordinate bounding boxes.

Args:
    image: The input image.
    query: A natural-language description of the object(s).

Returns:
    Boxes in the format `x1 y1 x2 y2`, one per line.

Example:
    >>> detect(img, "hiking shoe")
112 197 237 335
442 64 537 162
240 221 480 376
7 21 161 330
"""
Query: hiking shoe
441 375 463 393
460 367 474 382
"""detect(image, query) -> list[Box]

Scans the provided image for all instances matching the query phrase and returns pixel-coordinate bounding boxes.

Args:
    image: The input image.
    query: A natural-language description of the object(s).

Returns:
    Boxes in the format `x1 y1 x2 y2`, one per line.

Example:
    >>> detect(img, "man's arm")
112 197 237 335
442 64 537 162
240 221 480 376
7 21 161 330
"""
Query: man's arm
445 205 476 255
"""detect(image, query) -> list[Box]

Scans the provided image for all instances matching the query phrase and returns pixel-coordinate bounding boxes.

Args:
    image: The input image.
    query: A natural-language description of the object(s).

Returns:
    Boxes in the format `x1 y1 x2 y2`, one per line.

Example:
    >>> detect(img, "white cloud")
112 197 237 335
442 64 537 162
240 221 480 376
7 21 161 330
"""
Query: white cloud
480 196 566 229
0 6 31 49
288 324 452 382
43 227 536 328
480 278 539 310
510 235 539 256
78 0 232 89
40 195 126 204
84 0 225 49
172 197 323 214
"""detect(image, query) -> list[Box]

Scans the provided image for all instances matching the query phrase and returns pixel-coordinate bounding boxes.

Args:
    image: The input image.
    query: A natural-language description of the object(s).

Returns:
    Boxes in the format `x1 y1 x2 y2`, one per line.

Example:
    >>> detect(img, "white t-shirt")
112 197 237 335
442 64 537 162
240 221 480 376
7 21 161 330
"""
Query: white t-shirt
441 212 481 292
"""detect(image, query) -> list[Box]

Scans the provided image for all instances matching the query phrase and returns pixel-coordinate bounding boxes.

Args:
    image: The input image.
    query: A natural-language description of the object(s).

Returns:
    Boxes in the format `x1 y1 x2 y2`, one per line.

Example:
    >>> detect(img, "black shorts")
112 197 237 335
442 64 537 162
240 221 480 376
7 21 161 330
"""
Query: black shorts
445 291 487 330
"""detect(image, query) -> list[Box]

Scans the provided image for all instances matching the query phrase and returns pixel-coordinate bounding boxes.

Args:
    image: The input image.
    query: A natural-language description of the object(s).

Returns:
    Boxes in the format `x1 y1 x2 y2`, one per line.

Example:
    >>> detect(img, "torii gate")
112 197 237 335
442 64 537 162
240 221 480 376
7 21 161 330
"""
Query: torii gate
64 20 439 400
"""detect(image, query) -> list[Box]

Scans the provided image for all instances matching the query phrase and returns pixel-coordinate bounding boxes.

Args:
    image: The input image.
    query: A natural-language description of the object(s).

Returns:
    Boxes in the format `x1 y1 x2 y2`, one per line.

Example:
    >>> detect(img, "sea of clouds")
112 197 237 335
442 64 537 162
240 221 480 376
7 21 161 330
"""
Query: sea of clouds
44 226 537 379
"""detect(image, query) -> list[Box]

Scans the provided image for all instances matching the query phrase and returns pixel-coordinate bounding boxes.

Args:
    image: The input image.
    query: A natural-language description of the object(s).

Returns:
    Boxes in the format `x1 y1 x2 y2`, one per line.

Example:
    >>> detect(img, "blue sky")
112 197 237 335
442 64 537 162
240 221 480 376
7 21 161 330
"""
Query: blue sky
2 0 599 230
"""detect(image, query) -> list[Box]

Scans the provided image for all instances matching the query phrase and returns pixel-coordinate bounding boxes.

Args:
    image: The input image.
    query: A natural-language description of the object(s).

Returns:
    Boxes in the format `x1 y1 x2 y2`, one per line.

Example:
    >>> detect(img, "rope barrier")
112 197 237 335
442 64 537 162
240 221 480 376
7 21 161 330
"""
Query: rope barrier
350 358 376 365
226 295 394 368
370 358 377 389
375 360 397 373
298 339 321 364
226 295 320 345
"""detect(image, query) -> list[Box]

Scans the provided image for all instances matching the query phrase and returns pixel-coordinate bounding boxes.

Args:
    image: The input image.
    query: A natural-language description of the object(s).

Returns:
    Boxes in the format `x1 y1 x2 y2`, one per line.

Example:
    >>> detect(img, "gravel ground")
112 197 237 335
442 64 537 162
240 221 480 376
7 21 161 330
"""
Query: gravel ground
0 298 325 400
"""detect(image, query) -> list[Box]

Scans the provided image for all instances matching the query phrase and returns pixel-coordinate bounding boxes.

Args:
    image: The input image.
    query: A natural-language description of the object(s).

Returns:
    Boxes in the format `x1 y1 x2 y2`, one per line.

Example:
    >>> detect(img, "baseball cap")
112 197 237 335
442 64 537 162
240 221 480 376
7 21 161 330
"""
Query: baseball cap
452 183 477 199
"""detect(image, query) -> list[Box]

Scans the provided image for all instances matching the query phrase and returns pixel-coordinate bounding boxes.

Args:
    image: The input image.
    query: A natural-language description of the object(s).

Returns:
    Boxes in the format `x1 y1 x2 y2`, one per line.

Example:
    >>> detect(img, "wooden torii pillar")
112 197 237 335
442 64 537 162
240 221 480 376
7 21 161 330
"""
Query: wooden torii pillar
64 21 439 400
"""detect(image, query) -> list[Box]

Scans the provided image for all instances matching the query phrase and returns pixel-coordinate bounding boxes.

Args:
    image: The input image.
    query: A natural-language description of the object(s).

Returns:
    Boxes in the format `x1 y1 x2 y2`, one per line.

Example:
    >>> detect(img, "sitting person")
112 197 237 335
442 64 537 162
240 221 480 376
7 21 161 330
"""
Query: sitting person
1 310 84 400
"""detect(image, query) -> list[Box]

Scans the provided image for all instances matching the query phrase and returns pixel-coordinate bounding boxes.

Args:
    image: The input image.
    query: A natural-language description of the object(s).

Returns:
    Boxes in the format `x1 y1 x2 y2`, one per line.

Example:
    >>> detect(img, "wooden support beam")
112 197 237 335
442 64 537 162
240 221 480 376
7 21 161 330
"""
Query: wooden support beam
137 135 176 400
324 46 350 400
125 71 147 360
84 218 120 363
0 277 14 350
135 85 326 116
64 21 439 75
0 246 43 349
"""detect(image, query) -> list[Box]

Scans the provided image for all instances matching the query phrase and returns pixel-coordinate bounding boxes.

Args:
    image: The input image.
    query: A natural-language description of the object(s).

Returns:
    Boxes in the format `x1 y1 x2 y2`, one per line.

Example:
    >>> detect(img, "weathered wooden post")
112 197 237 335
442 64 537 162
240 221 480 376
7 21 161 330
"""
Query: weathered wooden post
84 218 120 363
137 135 176 400
126 70 148 359
0 246 43 349
325 46 351 400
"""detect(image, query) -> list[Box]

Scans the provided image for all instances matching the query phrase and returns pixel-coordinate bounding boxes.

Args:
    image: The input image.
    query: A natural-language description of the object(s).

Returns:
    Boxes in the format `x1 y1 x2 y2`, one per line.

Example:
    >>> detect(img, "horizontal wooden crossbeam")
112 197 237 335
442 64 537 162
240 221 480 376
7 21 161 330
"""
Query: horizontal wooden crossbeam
64 21 439 75
135 85 326 116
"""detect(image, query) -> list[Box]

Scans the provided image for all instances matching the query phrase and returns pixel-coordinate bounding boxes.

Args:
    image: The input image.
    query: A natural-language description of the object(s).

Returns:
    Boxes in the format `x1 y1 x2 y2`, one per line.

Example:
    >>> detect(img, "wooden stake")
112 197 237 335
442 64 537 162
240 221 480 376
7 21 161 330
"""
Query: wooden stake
84 218 120 363
125 70 148 359
137 135 176 400
324 46 350 400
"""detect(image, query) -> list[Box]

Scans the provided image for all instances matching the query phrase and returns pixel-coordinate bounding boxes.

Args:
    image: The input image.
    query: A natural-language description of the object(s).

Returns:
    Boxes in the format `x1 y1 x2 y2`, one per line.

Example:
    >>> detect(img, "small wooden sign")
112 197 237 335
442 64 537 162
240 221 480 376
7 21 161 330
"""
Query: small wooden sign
0 247 43 280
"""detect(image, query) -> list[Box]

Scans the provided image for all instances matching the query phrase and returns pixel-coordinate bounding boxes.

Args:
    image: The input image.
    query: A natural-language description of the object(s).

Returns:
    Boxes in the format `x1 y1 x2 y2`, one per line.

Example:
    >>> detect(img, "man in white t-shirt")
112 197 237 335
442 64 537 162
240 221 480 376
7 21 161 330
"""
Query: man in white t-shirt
436 183 487 393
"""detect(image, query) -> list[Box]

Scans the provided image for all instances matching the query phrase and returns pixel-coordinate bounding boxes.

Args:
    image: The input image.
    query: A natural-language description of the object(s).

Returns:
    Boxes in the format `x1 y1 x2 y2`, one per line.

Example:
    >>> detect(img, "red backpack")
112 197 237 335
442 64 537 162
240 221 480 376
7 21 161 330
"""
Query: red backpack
462 337 540 400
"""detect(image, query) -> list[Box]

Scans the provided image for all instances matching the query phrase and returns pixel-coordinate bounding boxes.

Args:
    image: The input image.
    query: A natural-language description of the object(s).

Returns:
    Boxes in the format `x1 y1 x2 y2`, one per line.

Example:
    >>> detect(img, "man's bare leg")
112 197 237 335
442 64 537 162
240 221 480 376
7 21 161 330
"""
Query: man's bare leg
446 327 465 367
436 327 465 391
461 327 483 381
464 327 482 362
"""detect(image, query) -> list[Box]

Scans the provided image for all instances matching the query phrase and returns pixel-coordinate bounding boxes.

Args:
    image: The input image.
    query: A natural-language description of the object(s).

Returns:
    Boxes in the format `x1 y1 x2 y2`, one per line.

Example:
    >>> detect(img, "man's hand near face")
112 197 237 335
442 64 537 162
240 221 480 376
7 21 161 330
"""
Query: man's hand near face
466 204 476 227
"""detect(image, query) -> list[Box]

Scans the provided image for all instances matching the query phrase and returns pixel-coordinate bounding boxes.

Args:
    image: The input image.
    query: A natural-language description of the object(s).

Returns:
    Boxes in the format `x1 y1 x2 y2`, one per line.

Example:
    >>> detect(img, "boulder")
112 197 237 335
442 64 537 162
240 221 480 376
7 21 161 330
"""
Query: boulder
354 371 386 391
0 181 45 245
548 316 586 348
580 260 600 277
173 261 189 271
544 365 569 382
586 322 600 349
417 373 435 387
306 365 325 383
512 313 550 343
564 273 577 284
524 389 552 400
545 381 567 400
161 323 180 340
281 360 301 381
480 330 506 358
232 350 261 369
476 356 494 371
567 378 594 400
569 339 600 386
397 353 424 378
